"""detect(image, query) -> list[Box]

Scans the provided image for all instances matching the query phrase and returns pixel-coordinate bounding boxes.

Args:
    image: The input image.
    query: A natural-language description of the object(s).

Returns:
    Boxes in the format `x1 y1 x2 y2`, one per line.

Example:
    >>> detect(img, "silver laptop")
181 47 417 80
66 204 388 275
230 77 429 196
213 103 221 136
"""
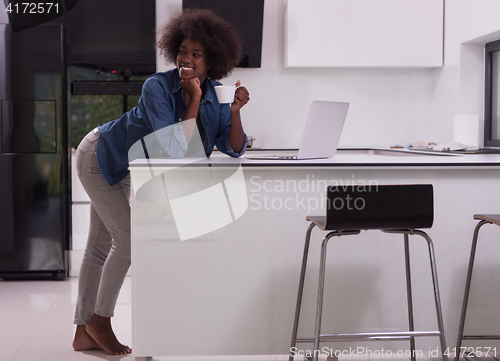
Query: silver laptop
247 100 349 160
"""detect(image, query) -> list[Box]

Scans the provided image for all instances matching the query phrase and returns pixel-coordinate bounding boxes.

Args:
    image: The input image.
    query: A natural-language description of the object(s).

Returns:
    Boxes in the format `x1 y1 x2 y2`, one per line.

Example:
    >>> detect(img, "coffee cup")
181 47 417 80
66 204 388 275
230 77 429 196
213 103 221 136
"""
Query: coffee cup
214 85 239 104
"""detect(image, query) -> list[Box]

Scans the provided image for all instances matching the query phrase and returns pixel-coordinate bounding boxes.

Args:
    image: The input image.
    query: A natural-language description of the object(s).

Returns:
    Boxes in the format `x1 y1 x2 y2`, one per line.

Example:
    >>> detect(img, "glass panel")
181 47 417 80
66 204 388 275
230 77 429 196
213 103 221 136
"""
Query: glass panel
33 101 57 153
69 94 141 148
68 64 148 148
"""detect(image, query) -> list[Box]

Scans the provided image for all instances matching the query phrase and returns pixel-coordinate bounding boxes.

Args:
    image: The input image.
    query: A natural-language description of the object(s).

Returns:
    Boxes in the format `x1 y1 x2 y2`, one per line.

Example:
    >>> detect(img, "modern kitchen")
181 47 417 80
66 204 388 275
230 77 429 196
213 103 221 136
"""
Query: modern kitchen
3 0 500 360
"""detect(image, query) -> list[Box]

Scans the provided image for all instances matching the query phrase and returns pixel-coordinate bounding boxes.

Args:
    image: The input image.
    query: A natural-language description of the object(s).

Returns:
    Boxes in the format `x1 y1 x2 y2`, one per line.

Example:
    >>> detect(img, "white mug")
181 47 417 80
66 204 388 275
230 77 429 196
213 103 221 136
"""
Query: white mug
214 85 240 104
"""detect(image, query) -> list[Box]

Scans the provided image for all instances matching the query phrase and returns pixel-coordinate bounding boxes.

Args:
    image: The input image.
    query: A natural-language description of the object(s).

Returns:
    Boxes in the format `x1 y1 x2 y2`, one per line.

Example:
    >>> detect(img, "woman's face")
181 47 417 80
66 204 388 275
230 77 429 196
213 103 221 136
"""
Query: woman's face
176 38 209 83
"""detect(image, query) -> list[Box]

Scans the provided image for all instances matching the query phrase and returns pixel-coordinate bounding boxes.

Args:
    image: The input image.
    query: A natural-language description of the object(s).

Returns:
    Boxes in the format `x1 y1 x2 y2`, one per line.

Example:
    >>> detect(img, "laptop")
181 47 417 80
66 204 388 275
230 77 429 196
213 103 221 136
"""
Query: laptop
246 100 349 160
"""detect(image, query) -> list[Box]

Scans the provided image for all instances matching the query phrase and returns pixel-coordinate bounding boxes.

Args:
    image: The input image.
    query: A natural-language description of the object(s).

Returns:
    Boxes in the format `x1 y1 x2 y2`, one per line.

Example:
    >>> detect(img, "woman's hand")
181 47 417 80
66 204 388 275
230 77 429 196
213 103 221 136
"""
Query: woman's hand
231 80 250 112
180 77 202 132
228 80 248 153
179 77 202 101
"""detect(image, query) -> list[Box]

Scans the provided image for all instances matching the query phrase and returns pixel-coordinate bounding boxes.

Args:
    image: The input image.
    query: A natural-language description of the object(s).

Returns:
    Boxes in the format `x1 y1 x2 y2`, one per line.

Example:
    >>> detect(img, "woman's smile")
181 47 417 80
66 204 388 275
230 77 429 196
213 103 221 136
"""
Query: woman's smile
179 65 195 76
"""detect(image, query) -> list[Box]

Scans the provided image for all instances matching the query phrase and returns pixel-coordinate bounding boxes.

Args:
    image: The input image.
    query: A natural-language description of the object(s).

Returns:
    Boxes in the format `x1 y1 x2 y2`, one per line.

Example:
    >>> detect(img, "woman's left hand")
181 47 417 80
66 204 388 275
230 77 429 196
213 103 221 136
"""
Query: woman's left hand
231 80 250 112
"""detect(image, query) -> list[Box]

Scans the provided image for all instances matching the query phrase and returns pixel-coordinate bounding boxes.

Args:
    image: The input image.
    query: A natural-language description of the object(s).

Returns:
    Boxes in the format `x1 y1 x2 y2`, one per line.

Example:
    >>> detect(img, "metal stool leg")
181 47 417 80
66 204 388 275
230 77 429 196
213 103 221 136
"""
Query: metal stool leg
289 223 316 361
384 229 448 361
454 220 490 361
313 231 341 361
416 230 448 361
404 233 416 361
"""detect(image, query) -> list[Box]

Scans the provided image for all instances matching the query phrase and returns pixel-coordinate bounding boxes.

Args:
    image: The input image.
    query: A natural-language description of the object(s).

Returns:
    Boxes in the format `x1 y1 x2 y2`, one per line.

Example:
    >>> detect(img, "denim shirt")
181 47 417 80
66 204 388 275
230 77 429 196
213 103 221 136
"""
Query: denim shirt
96 68 248 186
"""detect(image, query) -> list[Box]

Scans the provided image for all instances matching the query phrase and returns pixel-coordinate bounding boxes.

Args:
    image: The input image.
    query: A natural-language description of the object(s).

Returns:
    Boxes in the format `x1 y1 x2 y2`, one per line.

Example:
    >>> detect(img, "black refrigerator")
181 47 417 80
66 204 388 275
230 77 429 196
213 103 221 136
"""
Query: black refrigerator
0 0 156 280
0 22 67 280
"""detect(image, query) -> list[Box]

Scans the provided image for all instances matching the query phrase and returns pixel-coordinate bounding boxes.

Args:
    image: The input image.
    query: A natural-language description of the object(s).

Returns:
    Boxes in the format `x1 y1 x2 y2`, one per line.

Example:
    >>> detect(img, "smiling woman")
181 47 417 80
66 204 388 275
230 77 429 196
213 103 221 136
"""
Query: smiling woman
156 8 243 80
72 7 250 357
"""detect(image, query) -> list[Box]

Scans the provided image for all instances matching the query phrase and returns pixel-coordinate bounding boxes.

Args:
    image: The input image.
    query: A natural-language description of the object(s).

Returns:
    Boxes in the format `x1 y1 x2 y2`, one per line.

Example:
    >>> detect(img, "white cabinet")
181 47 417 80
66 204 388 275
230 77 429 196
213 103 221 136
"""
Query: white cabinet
71 150 90 202
71 203 91 250
285 0 443 68
71 150 90 250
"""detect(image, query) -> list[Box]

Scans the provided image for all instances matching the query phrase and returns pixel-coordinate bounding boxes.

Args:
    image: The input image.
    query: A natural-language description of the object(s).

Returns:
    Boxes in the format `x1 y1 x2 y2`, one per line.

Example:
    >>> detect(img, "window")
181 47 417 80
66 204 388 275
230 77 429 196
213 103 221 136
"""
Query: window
484 39 500 147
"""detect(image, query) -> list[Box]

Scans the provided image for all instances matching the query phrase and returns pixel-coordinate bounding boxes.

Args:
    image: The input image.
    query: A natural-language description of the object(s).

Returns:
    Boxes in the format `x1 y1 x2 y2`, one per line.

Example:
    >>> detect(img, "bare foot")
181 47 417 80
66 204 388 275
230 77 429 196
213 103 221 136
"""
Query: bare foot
73 325 103 351
85 313 132 355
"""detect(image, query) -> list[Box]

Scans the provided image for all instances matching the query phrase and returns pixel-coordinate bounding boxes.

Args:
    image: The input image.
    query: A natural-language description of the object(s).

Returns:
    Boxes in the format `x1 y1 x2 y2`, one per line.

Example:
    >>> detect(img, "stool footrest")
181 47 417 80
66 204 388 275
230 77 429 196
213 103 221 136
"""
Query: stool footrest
296 331 441 343
462 335 500 340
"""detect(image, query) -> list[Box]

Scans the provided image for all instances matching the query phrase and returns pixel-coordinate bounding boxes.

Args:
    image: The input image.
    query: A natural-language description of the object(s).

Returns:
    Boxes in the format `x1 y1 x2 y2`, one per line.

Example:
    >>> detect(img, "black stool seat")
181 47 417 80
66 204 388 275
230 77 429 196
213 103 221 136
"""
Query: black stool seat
455 214 500 361
289 184 447 361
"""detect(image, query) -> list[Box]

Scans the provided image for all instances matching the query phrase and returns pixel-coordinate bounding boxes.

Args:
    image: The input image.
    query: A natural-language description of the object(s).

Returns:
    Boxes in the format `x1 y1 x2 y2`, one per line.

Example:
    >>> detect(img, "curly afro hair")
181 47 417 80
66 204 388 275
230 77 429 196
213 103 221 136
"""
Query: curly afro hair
156 8 243 80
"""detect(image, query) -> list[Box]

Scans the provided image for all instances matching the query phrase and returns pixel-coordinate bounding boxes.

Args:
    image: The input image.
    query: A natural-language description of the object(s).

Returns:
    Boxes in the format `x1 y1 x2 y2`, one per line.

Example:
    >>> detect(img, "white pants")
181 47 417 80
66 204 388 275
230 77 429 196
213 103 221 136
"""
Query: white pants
73 129 131 325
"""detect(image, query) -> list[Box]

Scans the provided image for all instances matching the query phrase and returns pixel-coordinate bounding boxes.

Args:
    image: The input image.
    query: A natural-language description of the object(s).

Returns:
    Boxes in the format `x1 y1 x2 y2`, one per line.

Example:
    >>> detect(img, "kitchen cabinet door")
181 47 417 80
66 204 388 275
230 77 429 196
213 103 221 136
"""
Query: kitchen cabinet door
285 0 443 68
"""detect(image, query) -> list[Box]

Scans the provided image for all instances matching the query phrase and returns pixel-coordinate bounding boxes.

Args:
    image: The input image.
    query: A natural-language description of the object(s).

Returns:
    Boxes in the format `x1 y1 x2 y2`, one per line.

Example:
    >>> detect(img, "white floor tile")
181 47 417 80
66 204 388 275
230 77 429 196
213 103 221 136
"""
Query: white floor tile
0 334 27 361
9 335 76 361
1 277 282 361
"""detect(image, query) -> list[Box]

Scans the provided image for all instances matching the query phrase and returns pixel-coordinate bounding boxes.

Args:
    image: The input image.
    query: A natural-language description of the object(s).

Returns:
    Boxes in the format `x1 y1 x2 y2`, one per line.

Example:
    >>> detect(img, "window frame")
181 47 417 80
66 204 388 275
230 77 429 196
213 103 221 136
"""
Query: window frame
484 39 500 147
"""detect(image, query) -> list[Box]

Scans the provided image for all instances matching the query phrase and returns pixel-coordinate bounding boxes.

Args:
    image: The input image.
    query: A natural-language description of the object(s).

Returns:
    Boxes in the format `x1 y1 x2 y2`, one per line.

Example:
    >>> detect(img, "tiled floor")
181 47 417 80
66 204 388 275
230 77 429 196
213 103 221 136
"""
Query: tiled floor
0 277 280 361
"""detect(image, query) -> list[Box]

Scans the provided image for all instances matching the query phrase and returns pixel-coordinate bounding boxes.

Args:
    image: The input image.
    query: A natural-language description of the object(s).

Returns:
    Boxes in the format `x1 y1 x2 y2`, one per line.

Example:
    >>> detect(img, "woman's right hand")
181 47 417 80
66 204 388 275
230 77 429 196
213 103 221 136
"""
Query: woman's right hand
180 77 202 126
179 77 202 101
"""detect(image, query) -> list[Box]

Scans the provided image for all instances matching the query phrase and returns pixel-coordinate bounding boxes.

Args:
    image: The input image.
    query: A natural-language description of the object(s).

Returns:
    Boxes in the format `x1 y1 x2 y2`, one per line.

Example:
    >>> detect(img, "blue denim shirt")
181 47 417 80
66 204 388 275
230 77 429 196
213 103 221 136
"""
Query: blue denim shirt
96 68 248 186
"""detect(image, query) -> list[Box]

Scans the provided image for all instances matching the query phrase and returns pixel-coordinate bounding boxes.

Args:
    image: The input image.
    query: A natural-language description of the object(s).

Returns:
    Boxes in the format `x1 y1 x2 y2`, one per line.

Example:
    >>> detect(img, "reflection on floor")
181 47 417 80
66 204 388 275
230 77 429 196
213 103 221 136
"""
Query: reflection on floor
0 277 279 361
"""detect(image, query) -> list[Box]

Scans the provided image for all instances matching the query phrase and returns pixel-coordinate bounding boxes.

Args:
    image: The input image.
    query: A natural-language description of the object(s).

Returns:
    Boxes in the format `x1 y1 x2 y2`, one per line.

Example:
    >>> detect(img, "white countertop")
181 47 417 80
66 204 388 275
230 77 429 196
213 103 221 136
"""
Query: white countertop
128 147 500 170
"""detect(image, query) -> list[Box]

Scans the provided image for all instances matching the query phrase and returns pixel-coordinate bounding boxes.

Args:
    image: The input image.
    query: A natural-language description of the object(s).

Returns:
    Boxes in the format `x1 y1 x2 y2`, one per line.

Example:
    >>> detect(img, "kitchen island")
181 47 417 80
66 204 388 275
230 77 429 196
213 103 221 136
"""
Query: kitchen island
130 149 500 359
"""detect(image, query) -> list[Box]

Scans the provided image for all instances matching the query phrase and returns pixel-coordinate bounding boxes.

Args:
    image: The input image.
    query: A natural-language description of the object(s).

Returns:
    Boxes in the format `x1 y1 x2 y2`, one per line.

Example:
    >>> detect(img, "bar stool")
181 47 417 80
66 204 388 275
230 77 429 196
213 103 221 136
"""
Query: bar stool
289 184 448 361
455 214 500 361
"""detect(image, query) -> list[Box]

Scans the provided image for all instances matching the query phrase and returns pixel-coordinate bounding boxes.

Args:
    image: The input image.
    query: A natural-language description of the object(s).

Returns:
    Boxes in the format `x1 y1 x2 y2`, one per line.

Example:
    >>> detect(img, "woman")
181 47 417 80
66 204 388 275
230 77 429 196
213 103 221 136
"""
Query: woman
72 8 249 355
